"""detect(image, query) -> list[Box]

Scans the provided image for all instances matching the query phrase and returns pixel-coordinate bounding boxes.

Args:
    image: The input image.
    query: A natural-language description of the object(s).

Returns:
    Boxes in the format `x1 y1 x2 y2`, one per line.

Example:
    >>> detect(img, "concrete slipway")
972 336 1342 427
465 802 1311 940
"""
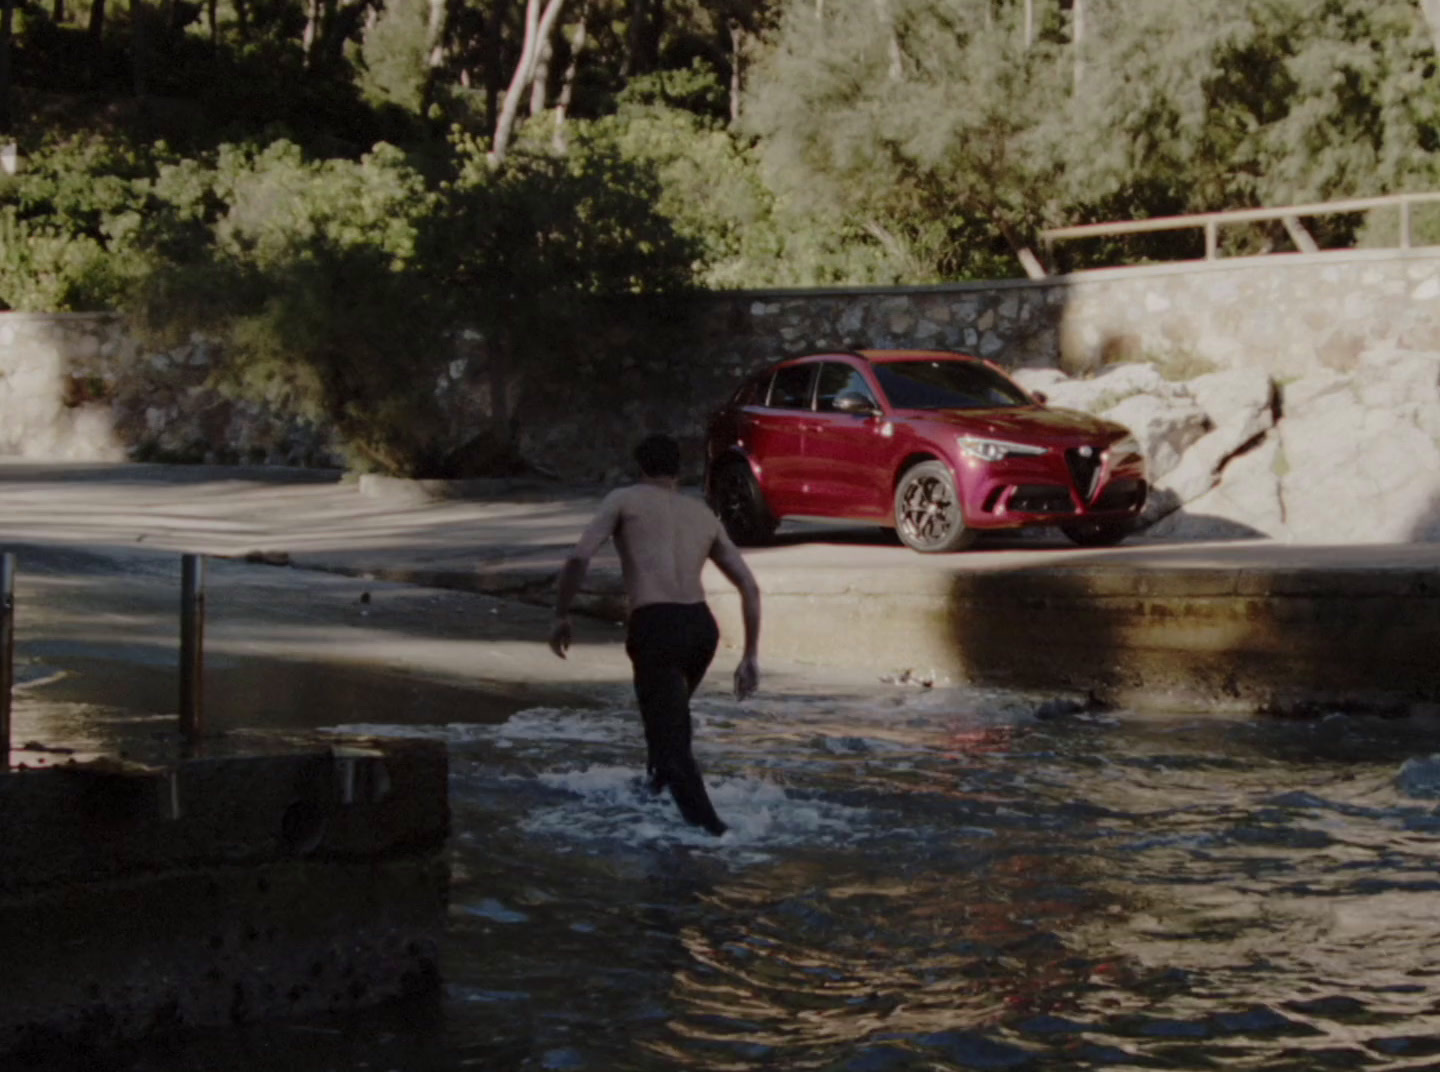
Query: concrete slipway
2 461 1437 718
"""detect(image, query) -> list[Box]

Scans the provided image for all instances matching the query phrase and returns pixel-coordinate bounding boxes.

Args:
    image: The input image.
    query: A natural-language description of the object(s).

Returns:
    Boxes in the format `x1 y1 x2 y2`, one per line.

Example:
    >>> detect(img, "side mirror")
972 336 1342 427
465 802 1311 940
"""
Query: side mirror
834 392 880 416
1030 390 1048 406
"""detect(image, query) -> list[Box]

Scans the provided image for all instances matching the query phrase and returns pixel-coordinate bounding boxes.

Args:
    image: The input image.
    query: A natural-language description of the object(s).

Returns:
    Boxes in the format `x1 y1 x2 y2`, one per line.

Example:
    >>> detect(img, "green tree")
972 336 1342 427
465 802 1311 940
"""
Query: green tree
744 0 1068 280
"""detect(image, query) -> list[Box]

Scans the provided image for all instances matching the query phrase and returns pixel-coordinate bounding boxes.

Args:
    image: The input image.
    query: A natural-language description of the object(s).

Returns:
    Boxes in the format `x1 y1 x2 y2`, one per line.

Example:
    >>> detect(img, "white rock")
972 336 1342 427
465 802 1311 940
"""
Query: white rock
1279 397 1440 542
1009 368 1068 393
1151 438 1285 540
1186 369 1275 434
1101 392 1209 480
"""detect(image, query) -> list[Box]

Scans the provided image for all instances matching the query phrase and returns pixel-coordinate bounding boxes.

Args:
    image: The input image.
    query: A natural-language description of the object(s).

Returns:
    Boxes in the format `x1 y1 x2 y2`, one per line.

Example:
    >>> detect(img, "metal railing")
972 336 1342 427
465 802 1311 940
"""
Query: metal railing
1 552 207 767
1026 192 1440 278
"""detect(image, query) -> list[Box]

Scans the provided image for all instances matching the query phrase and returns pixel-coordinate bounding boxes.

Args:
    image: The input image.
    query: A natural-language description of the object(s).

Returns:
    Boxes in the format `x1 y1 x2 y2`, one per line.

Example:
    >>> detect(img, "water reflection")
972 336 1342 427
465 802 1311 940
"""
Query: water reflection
18 675 1440 1071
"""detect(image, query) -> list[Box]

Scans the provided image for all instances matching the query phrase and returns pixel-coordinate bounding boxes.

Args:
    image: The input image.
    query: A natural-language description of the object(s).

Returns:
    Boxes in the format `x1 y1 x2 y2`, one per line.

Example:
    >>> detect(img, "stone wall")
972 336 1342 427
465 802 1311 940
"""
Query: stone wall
708 248 1440 379
2 250 1438 541
0 313 340 467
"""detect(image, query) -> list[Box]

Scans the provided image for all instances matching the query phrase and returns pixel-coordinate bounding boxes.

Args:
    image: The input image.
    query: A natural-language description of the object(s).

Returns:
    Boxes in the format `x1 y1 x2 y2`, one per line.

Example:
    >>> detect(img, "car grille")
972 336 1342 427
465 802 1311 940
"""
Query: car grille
1065 446 1103 502
1092 479 1147 512
1009 485 1076 514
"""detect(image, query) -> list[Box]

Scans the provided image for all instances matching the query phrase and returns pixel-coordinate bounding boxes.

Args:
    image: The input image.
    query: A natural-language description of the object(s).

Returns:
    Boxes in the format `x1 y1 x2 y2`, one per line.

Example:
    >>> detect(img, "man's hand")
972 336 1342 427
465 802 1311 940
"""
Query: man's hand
733 653 758 701
549 617 572 659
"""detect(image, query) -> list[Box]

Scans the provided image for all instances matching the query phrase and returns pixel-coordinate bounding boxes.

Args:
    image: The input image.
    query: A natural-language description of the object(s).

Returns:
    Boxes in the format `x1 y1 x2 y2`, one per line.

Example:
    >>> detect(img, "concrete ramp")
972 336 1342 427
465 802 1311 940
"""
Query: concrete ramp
707 541 1440 715
0 738 448 1060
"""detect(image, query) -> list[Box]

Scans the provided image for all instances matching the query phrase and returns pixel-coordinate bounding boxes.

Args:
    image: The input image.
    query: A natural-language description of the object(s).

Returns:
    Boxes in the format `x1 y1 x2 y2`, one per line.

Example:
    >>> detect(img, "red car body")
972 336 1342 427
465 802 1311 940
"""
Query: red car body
704 350 1147 552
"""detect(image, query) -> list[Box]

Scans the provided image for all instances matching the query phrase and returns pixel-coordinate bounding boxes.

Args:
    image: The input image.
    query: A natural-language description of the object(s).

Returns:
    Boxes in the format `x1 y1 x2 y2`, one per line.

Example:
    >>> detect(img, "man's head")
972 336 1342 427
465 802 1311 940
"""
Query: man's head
634 434 681 479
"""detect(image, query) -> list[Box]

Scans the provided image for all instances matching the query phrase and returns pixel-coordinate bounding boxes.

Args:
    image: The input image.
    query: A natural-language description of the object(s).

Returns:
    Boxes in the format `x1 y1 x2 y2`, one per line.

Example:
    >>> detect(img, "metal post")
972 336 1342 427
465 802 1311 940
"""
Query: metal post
1204 219 1219 261
179 554 205 743
1400 198 1413 250
1 552 13 770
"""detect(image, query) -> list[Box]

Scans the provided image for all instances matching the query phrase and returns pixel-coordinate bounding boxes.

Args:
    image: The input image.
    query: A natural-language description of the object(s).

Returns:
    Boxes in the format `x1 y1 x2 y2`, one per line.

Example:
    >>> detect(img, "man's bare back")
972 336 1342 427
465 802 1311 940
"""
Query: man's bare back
570 483 723 609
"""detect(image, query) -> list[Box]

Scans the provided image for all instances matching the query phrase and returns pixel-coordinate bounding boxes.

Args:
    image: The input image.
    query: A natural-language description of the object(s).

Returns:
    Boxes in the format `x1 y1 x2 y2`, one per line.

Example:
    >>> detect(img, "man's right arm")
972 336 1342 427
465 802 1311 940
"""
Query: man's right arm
709 535 761 699
550 494 622 658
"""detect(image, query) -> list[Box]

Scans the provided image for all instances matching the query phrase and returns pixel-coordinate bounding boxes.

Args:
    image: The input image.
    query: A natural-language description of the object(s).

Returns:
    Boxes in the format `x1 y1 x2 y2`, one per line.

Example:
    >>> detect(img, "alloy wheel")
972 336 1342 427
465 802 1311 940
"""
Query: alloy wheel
894 462 974 553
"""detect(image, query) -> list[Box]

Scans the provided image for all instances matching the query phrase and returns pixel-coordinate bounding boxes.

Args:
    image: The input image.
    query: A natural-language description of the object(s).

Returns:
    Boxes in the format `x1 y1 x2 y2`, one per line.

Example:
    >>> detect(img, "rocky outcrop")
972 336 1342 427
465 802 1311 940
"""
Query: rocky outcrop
1015 347 1440 543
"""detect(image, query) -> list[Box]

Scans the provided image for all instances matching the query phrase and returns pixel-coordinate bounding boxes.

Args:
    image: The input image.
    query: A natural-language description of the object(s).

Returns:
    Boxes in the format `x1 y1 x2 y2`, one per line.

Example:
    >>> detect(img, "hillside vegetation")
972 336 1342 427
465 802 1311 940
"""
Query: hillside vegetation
2 0 1439 473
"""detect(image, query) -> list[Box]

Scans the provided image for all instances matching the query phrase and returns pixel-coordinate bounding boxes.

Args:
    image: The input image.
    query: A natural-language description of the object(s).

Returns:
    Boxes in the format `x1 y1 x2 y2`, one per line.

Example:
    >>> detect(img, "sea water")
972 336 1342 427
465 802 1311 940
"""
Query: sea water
74 685 1440 1069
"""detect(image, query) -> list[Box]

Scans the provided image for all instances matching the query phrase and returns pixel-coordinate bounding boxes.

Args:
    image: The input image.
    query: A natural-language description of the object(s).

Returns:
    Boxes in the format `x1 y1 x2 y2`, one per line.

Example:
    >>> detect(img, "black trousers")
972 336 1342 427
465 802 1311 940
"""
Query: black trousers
625 602 726 835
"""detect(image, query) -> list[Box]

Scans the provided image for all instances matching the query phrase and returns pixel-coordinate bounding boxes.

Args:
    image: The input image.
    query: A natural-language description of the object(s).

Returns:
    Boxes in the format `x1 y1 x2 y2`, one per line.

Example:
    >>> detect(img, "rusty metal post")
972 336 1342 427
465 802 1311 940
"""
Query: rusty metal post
179 554 205 742
1 552 13 770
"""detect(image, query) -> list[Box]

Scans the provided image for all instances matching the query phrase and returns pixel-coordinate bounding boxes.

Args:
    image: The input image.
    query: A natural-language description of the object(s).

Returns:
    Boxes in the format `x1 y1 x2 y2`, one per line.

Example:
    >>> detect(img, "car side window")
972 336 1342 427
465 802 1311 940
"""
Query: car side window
815 363 878 412
766 364 816 410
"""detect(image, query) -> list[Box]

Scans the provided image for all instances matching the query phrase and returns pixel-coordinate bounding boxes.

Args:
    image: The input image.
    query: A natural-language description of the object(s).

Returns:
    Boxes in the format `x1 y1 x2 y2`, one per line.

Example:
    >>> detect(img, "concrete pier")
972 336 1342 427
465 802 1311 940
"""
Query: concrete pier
2 462 1438 715
706 545 1440 714
0 738 448 1061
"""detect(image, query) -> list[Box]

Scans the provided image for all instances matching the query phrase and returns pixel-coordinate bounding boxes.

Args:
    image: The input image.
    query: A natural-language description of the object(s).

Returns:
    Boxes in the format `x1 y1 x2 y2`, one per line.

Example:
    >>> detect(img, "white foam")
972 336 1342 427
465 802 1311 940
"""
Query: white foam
496 707 632 745
518 764 872 854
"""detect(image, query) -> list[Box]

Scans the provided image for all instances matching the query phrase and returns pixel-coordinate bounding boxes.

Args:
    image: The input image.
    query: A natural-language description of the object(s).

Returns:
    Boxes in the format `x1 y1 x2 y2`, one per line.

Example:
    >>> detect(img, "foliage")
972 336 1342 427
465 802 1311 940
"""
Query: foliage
117 132 699 475
743 0 1069 280
577 86 904 287
0 134 158 310
5 0 1440 471
128 140 451 474
744 0 1440 274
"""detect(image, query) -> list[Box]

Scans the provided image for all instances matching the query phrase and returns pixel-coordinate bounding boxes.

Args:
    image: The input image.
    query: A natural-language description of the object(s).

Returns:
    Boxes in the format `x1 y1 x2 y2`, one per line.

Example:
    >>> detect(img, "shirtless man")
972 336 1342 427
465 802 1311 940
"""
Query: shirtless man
549 434 761 837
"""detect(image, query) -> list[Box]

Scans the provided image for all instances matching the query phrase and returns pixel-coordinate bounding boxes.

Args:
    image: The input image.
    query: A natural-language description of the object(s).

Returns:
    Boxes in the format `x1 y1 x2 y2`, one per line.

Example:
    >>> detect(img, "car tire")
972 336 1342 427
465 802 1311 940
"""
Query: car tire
1061 519 1134 548
709 460 777 547
893 461 976 553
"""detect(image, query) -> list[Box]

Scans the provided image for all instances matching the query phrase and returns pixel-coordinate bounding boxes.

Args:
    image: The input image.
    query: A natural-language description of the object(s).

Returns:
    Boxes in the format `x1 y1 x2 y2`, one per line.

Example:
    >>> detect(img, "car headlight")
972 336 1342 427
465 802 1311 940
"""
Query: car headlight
958 436 1050 462
1108 435 1142 459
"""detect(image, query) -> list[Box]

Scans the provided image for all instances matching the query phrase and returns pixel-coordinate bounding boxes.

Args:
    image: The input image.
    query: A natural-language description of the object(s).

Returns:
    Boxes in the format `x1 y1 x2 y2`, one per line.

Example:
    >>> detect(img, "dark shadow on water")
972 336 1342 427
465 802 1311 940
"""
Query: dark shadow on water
4 541 619 766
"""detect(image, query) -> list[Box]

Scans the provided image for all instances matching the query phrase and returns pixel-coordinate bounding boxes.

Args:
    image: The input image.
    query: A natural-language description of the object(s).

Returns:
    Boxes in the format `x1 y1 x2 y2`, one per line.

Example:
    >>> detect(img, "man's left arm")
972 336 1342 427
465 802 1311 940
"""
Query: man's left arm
709 534 761 699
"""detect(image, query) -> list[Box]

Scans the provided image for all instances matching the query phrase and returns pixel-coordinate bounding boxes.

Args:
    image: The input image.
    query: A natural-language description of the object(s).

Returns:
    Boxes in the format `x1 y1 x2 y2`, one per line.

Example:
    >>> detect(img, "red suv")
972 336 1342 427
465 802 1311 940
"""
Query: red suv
704 350 1147 552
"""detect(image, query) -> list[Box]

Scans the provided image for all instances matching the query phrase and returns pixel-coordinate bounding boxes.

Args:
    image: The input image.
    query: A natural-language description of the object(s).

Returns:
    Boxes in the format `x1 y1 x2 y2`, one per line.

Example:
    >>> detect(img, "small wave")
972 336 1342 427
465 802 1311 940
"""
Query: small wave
513 764 872 854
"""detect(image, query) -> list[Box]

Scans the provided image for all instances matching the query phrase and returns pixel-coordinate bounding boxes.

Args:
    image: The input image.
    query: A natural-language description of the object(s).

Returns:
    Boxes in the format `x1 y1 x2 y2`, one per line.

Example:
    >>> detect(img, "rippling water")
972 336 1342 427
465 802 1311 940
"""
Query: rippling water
71 684 1440 1070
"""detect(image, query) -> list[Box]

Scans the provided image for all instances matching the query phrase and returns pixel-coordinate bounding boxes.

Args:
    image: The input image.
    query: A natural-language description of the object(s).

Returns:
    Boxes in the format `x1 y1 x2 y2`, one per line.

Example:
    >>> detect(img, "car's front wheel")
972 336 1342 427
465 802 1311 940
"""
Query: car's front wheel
709 460 778 546
1061 519 1134 548
894 461 976 553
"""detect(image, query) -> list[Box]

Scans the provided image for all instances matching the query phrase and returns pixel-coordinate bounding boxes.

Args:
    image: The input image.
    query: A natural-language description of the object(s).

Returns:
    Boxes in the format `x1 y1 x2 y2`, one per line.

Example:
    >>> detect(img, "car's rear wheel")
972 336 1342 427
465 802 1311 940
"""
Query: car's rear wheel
894 461 976 553
709 460 777 546
1061 519 1134 548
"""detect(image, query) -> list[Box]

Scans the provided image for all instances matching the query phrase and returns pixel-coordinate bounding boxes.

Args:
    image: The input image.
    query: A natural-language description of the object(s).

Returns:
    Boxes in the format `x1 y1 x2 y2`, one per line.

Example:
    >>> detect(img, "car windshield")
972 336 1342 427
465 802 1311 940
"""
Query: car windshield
873 359 1031 410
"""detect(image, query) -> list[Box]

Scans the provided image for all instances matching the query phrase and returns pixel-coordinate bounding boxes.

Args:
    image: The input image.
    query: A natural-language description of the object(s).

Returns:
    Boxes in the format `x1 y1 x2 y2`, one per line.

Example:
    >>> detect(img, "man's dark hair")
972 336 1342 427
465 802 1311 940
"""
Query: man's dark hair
634 434 681 478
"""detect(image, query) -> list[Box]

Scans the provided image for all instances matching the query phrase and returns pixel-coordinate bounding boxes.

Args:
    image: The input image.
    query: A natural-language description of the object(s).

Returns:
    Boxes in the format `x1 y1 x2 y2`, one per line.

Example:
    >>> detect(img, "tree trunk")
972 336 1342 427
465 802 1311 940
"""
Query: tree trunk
419 0 449 113
52 0 64 23
551 5 586 152
311 0 366 69
302 0 320 61
1023 0 1035 48
1072 0 1085 93
484 0 512 135
0 0 13 136
622 0 660 76
489 0 566 163
130 0 147 99
528 34 551 115
728 18 743 124
88 0 106 81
